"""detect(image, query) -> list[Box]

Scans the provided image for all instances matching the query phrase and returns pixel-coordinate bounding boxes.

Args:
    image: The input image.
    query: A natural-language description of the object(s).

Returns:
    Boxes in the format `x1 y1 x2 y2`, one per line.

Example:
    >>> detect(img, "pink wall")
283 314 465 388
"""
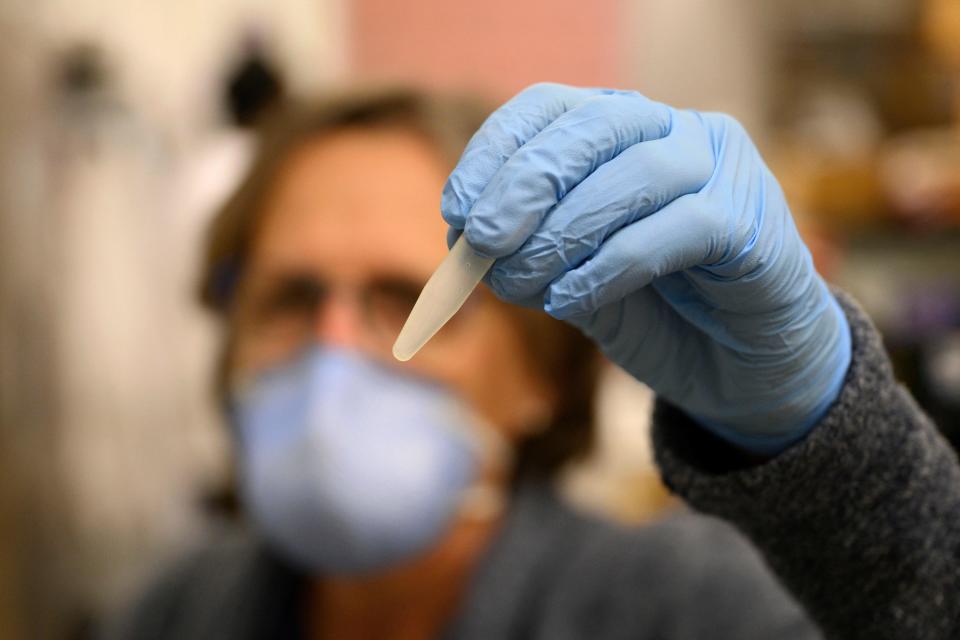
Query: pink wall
348 0 623 99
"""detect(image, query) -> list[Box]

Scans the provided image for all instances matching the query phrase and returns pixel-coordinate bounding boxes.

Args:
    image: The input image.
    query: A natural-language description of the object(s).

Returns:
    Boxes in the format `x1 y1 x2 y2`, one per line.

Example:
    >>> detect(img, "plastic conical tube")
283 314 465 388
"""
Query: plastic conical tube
393 235 495 361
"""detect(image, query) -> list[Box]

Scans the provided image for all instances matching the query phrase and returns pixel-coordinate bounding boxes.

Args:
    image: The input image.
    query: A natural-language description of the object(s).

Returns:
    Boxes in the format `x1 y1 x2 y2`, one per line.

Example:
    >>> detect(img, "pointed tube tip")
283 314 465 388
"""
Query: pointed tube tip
390 235 495 363
392 341 414 362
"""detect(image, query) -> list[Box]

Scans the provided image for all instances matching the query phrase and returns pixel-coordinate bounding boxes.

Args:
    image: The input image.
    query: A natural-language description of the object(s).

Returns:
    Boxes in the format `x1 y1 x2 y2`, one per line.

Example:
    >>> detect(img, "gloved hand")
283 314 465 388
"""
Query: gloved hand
442 83 851 455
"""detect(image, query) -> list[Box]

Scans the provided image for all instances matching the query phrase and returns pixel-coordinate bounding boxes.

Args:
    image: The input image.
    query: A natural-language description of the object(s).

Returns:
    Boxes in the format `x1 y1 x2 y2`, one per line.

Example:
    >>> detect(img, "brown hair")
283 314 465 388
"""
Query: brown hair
197 86 601 480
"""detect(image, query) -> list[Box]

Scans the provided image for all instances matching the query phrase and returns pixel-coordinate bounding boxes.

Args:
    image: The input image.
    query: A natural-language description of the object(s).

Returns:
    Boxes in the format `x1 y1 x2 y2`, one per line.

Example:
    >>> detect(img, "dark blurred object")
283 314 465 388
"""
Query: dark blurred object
58 44 108 97
920 331 960 446
52 42 133 160
224 42 285 128
835 232 960 451
887 330 960 452
887 284 960 449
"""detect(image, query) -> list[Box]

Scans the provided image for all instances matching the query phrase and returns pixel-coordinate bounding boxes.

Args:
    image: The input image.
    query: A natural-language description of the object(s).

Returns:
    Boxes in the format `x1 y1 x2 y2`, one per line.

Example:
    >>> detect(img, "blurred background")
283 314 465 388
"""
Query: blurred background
0 0 957 638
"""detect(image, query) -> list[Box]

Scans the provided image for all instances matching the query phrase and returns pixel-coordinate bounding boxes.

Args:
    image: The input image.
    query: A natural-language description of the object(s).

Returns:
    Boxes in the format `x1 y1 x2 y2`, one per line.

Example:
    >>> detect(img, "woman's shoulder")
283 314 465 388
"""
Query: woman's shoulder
453 481 816 639
494 479 768 578
510 485 780 595
100 527 302 640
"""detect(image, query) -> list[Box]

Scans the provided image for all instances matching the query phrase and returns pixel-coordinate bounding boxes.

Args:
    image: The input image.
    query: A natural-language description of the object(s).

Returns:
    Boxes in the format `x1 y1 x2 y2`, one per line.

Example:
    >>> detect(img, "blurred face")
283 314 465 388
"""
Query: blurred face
231 126 553 440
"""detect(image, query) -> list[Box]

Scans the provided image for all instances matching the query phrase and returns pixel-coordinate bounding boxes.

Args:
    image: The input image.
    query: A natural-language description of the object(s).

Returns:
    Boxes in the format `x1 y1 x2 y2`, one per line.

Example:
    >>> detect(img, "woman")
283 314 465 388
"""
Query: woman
107 85 960 640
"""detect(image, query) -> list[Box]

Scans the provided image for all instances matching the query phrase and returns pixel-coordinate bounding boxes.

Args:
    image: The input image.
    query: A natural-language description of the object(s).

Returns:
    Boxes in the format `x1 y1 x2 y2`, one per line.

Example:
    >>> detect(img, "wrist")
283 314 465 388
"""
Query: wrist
696 291 852 457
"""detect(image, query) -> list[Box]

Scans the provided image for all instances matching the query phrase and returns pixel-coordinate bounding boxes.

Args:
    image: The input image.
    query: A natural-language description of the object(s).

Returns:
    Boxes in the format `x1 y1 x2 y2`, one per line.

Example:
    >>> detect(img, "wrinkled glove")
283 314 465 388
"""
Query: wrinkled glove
442 83 851 455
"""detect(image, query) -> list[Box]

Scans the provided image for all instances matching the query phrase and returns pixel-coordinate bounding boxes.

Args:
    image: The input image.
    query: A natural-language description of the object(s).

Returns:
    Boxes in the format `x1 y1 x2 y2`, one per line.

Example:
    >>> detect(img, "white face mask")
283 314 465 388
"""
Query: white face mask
231 346 505 575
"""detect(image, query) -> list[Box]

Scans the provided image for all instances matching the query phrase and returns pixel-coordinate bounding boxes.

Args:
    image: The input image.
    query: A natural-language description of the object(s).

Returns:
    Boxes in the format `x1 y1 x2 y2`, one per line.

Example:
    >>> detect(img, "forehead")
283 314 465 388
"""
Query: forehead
251 126 452 282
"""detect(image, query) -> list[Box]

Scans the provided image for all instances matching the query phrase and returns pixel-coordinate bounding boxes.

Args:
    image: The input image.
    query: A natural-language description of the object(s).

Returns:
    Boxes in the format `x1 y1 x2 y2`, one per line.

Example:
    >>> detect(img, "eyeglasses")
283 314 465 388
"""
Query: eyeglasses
234 271 481 359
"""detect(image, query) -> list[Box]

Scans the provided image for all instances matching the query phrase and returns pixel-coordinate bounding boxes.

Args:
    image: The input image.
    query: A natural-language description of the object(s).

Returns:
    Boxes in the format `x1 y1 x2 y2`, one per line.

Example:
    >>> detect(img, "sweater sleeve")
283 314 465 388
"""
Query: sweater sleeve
651 290 960 640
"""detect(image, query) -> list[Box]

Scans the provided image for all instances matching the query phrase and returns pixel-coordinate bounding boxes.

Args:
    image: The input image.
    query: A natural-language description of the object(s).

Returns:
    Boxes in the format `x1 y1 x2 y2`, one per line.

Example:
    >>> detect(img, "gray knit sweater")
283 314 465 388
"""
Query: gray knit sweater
652 291 960 638
104 293 960 639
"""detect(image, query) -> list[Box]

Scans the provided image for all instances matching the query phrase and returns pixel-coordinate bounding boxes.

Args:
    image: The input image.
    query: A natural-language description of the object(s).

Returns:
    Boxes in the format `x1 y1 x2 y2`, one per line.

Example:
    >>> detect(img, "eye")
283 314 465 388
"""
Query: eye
253 275 326 323
364 277 424 337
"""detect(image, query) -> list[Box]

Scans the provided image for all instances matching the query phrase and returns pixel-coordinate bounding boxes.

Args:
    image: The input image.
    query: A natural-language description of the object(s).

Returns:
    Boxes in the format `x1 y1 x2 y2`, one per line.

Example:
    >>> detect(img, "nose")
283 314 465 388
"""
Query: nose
315 290 364 348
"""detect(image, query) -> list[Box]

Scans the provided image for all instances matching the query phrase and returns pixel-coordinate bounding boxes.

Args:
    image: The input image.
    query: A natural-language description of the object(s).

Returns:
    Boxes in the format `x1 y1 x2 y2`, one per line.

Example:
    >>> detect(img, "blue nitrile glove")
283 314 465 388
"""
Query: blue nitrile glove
442 83 851 455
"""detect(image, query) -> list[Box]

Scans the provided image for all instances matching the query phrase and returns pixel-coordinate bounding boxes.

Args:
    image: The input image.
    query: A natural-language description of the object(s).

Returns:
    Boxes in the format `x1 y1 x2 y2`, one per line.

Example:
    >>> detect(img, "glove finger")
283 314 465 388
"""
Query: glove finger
544 192 720 318
445 226 542 307
441 83 605 230
463 92 673 258
488 110 713 303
